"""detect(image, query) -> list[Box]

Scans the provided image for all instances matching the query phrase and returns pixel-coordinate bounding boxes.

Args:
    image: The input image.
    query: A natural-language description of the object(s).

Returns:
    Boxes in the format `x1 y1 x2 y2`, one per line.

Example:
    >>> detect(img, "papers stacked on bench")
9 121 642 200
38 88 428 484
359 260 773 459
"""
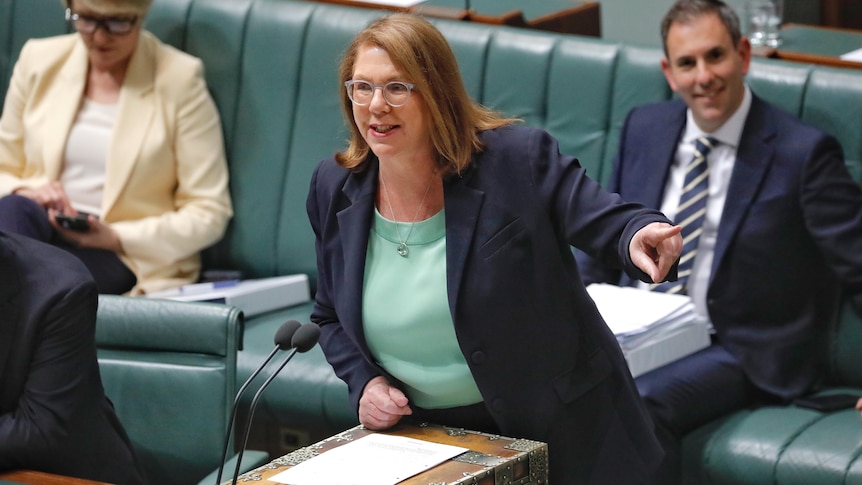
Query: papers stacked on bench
145 274 310 317
586 283 711 378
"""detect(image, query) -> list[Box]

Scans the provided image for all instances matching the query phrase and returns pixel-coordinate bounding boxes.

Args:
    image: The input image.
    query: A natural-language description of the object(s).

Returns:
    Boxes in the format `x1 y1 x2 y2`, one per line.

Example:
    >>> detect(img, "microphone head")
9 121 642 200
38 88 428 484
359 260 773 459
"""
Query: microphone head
274 320 302 350
291 323 321 353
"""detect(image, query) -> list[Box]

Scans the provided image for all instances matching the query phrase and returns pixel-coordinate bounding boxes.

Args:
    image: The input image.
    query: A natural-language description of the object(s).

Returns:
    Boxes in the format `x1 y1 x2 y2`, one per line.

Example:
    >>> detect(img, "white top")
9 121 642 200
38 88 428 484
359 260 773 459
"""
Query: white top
61 98 117 216
641 86 753 325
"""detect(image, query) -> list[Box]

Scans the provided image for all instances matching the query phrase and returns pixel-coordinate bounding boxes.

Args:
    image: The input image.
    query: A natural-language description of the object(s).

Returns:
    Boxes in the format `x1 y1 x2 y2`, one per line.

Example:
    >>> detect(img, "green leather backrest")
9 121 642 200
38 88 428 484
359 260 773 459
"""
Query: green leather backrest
0 1 11 104
483 29 557 128
0 0 67 110
210 0 320 278
95 295 241 485
432 20 493 101
546 37 620 183
272 5 376 279
144 0 193 50
747 57 812 117
803 67 862 176
184 0 253 160
425 25 673 186
424 0 591 20
829 299 862 387
604 44 673 186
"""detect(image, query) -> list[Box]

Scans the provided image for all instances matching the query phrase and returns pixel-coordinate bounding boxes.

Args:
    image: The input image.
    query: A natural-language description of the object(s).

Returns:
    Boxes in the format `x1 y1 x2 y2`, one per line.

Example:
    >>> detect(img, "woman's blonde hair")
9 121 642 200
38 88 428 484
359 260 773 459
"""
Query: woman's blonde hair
336 13 517 176
62 0 152 16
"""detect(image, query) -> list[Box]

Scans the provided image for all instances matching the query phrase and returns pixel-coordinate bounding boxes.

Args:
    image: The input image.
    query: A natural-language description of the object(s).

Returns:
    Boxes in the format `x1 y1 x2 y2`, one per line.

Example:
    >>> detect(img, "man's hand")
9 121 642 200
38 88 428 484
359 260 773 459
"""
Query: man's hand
358 376 412 430
630 222 683 283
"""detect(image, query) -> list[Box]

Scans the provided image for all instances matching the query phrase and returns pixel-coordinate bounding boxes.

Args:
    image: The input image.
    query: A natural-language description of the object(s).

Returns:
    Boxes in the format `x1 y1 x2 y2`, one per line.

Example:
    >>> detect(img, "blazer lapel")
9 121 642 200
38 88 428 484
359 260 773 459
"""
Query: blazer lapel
621 102 686 209
336 165 377 348
442 169 484 318
102 33 156 212
654 110 687 207
41 38 88 181
711 97 775 280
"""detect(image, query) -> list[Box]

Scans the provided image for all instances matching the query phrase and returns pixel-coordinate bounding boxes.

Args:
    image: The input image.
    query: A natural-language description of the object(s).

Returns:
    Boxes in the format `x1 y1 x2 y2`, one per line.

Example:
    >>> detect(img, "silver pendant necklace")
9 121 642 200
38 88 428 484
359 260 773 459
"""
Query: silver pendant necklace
380 170 435 257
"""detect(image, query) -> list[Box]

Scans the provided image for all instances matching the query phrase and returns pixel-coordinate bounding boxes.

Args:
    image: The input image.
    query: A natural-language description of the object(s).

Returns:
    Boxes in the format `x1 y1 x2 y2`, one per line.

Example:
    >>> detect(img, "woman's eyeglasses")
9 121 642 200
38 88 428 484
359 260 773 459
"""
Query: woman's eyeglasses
345 80 415 108
65 8 138 36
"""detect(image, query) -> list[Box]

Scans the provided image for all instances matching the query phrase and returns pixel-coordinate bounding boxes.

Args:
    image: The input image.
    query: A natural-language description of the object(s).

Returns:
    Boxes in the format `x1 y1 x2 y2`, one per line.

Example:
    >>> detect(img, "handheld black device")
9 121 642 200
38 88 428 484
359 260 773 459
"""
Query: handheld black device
55 213 90 231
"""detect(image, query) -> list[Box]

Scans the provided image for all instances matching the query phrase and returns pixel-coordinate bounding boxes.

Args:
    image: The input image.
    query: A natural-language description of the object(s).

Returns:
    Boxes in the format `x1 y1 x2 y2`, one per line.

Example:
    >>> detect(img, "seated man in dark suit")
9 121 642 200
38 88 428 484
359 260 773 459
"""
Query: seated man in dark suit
0 230 143 484
576 0 862 483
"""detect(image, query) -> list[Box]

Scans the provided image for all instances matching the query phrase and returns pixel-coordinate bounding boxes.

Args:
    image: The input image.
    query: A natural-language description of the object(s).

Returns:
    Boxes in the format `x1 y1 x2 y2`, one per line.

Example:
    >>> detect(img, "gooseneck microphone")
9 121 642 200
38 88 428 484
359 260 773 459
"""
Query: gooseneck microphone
214 320 301 485
231 323 321 485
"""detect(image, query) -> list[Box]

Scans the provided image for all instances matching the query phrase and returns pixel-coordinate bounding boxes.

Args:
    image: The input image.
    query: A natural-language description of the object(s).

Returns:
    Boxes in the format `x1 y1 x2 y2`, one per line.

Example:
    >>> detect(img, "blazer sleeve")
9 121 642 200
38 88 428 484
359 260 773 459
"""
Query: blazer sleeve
798 132 862 310
572 106 668 286
306 162 380 413
0 40 52 195
0 278 100 464
520 127 670 283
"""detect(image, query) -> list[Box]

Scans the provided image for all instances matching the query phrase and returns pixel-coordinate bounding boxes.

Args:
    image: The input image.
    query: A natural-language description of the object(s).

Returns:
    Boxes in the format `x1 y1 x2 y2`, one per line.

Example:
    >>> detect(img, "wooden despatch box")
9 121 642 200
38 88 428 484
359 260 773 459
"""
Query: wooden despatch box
235 422 549 484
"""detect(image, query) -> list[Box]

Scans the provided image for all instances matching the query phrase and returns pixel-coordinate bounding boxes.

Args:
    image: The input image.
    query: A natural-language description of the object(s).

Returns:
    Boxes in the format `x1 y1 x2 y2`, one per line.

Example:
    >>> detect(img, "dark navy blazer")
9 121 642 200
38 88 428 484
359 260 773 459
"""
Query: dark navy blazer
307 125 673 484
579 96 862 400
0 231 143 484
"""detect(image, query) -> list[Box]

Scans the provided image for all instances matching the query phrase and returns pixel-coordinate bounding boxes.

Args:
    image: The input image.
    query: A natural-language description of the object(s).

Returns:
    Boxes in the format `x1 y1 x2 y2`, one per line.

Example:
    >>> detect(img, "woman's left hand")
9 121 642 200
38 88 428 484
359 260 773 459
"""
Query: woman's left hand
359 376 413 431
49 209 123 253
629 222 682 283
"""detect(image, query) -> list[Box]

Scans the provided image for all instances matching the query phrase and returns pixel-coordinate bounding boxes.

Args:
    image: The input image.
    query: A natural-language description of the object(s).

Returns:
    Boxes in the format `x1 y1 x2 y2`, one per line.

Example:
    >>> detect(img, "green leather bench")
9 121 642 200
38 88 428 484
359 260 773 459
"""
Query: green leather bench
95 295 268 485
5 0 862 482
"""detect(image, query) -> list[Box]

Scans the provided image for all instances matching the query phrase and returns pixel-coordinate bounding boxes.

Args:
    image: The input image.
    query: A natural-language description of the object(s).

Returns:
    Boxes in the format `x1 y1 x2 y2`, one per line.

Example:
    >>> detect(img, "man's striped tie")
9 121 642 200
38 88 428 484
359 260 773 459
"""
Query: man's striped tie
652 136 717 294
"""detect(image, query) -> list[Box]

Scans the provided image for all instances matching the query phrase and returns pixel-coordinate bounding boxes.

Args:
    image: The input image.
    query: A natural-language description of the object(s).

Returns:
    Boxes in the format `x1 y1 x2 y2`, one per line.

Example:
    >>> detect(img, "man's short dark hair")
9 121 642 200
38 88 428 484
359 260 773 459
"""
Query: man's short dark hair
661 0 742 57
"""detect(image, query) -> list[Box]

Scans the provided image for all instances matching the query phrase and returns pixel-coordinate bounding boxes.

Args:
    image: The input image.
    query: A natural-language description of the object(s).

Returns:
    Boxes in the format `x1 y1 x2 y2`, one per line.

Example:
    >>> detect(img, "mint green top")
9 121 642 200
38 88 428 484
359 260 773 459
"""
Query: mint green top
363 208 483 409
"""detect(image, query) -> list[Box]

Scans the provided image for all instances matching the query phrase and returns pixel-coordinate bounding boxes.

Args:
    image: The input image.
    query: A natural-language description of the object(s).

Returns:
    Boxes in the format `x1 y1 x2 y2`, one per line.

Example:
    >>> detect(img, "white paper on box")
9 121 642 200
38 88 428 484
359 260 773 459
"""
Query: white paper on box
269 433 468 485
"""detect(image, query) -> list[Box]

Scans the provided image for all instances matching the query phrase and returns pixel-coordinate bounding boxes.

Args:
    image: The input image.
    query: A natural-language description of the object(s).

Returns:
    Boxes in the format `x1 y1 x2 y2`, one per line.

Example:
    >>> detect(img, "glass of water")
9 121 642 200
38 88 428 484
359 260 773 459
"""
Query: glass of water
746 0 783 48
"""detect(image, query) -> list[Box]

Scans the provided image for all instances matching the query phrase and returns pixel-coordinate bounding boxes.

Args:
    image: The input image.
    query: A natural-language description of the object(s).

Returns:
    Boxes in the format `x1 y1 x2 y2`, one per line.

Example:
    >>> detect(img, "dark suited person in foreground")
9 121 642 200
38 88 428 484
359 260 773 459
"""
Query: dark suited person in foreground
307 13 684 484
577 0 862 483
0 231 144 484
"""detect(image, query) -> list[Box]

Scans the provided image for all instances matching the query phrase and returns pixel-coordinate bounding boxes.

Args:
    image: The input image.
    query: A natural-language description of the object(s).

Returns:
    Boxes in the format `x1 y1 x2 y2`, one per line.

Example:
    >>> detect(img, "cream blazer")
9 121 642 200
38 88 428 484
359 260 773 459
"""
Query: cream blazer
0 31 233 295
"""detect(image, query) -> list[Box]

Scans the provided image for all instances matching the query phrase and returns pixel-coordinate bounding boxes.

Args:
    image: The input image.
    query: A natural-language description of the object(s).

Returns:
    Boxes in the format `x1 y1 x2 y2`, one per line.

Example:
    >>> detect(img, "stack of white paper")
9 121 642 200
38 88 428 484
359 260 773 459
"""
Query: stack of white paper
270 433 468 485
145 274 310 317
840 47 862 63
586 283 711 378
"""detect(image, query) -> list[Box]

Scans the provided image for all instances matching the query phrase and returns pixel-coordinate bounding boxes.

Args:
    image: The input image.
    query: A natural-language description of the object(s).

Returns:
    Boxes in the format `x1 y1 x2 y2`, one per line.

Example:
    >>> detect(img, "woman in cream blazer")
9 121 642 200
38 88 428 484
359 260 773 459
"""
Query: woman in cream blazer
0 0 232 295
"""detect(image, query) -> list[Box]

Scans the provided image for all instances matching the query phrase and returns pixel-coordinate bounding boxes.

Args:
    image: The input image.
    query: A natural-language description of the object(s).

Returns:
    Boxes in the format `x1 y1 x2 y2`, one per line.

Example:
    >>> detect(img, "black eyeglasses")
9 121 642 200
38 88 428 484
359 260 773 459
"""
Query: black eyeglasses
345 80 415 107
65 8 138 36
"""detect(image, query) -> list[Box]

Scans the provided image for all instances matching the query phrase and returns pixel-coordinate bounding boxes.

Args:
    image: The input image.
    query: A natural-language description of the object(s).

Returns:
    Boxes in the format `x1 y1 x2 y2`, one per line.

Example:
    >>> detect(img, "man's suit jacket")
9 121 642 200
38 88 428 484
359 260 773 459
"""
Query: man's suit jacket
0 32 233 294
0 231 143 484
307 125 671 484
579 95 862 400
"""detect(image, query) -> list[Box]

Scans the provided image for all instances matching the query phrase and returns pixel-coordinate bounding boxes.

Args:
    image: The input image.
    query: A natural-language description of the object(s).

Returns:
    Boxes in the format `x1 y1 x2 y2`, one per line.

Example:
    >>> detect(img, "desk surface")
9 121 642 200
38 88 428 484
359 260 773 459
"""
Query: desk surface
761 24 862 69
234 423 548 484
423 0 591 20
780 24 862 58
0 471 110 485
302 0 600 36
